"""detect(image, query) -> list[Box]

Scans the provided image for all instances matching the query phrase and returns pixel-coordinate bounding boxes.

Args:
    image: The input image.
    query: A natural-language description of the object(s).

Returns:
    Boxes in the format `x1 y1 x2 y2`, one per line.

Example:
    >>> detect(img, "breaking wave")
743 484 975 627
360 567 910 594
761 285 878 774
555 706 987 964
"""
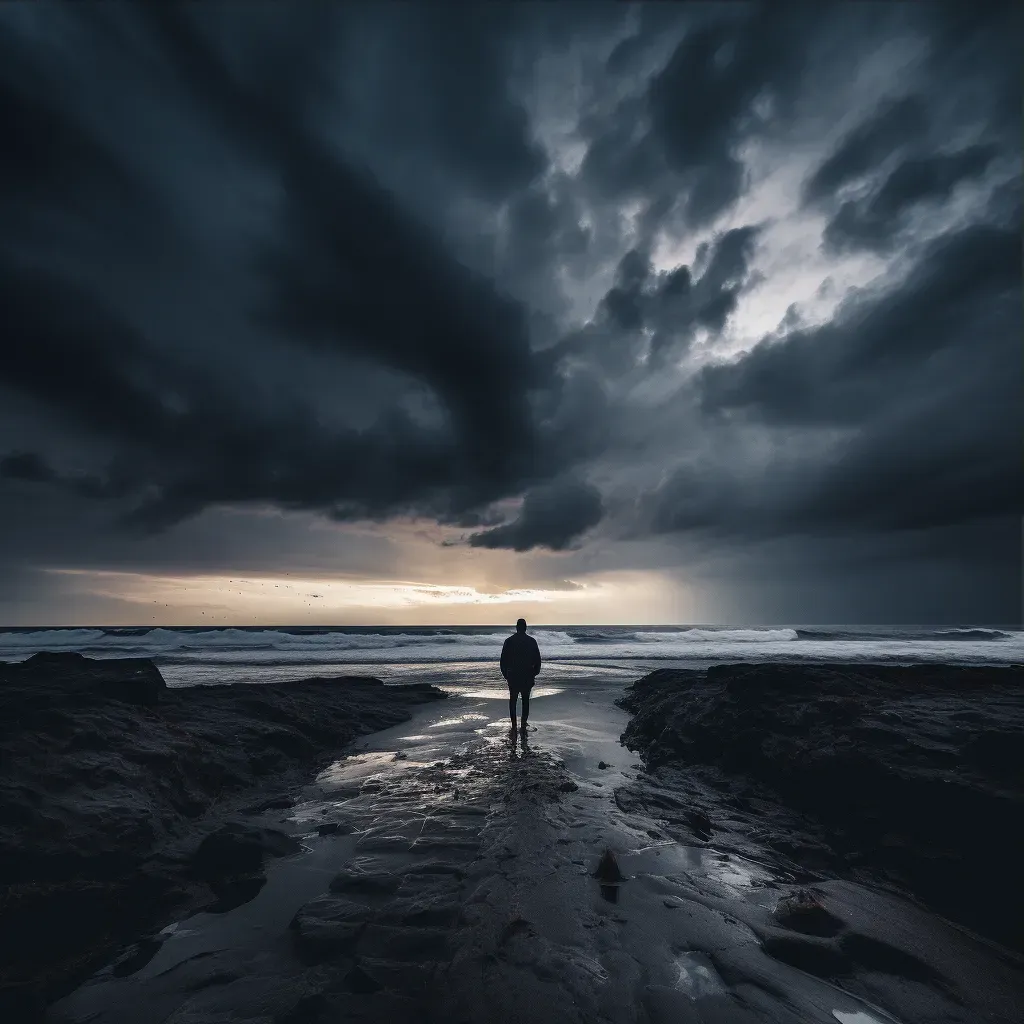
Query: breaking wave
2 624 1020 684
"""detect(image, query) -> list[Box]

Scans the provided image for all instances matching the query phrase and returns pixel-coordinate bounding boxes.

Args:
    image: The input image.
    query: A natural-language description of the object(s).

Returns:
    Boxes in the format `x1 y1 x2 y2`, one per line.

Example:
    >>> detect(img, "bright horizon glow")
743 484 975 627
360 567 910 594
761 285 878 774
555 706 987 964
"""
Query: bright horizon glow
36 567 693 627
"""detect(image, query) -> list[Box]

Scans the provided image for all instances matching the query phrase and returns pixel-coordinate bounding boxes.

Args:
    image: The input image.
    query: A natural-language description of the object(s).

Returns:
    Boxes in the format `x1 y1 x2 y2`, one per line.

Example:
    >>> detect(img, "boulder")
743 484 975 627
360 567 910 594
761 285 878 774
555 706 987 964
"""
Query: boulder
191 823 301 880
1 652 166 709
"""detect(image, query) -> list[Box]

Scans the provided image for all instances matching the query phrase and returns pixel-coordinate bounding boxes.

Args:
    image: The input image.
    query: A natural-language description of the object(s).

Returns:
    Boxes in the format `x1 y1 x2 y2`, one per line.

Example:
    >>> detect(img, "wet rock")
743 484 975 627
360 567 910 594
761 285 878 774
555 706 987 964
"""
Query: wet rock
597 761 611 770
593 849 625 884
110 936 163 977
379 887 464 928
191 823 301 880
400 860 466 879
558 780 578 793
356 833 412 853
342 962 384 994
241 794 295 815
685 809 713 839
0 655 445 1005
774 889 844 937
330 859 402 896
617 662 1024 949
498 917 534 946
316 821 353 836
761 929 851 977
408 835 478 856
291 895 374 960
2 651 166 707
278 991 332 1023
357 957 435 997
839 931 943 983
357 924 450 962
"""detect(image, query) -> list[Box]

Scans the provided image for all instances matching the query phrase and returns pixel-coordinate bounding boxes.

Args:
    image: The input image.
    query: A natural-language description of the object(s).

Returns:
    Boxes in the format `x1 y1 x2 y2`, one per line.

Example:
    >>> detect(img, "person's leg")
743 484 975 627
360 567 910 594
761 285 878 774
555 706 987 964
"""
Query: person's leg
520 688 530 730
508 687 518 729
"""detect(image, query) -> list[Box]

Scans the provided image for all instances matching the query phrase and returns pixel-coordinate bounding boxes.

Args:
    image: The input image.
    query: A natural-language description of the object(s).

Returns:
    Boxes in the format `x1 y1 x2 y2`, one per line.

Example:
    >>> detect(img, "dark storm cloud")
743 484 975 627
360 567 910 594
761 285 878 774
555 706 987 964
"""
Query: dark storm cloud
699 218 1020 425
283 3 553 209
0 452 55 484
801 96 930 207
803 3 1020 252
468 478 604 552
647 11 787 226
0 5 567 531
642 213 1022 540
0 2 1019 623
823 144 1000 253
557 224 762 369
583 3 830 230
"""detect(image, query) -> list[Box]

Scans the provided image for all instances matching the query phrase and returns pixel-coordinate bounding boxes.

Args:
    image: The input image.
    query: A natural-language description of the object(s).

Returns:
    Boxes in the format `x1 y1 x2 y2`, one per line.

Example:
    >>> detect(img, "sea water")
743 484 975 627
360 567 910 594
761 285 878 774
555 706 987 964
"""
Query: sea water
0 623 1020 687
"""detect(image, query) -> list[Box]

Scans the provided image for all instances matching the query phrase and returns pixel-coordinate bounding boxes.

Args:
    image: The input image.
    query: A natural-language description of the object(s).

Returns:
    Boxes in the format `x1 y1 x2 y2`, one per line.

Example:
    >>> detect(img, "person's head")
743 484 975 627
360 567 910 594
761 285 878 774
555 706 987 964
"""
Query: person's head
516 618 527 633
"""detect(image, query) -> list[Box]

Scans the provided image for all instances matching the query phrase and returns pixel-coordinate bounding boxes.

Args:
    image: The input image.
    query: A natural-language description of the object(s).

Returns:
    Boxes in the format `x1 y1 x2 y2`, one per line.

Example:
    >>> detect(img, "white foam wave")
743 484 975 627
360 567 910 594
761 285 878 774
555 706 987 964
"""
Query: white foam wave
634 628 800 643
3 627 1022 680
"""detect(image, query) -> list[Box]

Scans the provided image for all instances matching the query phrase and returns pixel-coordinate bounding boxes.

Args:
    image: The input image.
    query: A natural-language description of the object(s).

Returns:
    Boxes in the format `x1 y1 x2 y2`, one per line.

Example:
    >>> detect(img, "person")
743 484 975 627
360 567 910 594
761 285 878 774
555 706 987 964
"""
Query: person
500 618 541 734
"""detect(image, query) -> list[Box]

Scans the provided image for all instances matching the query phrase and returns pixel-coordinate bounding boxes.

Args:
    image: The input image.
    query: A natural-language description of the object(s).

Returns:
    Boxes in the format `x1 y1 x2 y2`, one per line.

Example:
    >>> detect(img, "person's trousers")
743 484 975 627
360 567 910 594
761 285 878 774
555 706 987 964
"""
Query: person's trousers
508 681 533 721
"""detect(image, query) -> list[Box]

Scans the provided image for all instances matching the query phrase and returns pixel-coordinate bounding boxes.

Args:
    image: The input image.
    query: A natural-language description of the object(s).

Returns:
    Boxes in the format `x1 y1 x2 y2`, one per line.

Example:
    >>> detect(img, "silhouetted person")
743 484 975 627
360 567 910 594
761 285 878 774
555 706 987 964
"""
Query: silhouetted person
500 618 541 734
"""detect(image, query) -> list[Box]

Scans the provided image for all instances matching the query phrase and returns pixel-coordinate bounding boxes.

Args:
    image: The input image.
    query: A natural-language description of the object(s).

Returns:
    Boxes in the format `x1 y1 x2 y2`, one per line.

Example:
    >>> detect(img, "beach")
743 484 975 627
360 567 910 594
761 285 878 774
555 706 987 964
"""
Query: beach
1 633 1022 1023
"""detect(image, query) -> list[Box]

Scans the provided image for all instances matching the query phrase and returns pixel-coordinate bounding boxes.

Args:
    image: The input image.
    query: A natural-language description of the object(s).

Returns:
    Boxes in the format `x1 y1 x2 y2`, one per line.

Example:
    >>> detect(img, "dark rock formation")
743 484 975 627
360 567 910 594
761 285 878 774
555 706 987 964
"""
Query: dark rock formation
0 653 445 1012
617 663 1024 950
291 895 374 961
593 849 625 884
1 651 166 707
190 822 302 880
773 889 844 937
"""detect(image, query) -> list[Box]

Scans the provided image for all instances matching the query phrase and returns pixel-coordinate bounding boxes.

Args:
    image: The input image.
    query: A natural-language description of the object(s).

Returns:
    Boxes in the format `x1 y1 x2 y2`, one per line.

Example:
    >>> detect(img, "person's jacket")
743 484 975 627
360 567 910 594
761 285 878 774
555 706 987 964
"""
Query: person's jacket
500 631 541 685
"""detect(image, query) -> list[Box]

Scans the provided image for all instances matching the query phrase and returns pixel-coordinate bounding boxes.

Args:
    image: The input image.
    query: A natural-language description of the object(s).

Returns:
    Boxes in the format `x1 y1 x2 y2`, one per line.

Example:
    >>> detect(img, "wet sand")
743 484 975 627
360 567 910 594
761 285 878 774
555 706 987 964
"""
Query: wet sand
48 671 1024 1024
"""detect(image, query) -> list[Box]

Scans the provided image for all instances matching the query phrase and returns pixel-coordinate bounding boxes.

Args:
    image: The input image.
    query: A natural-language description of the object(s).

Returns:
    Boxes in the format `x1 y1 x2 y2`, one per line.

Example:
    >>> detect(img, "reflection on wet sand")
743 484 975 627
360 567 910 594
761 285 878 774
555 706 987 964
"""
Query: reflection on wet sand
443 684 564 700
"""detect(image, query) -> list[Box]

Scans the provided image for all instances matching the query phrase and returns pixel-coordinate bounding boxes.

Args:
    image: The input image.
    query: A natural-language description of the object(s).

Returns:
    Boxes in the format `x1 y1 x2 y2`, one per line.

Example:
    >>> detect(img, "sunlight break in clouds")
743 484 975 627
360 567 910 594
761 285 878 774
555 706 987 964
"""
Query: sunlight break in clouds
44 569 689 626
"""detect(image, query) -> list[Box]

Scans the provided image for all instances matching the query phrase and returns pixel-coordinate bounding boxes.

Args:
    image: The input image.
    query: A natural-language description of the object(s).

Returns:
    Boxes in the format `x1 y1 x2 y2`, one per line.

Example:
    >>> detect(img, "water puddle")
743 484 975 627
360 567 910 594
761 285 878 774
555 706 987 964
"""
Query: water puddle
833 1011 892 1024
52 837 353 1024
623 842 775 893
429 712 491 728
317 750 405 787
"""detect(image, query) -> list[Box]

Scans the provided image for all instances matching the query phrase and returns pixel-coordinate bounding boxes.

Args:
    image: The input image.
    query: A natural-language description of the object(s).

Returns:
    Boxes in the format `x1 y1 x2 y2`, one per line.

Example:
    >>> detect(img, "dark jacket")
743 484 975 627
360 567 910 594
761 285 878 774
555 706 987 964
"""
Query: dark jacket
500 631 541 686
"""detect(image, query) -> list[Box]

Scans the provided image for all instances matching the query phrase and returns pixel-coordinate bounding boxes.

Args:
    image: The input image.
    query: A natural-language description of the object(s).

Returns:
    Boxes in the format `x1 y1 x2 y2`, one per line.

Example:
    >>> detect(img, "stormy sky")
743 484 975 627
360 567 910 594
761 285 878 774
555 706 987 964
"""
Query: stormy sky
1 2 1020 626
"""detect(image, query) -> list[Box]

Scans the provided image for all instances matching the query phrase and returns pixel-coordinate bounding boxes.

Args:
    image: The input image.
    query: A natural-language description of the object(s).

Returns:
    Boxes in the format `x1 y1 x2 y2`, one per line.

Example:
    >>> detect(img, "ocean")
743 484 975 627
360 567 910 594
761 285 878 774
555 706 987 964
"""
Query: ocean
1 624 1021 688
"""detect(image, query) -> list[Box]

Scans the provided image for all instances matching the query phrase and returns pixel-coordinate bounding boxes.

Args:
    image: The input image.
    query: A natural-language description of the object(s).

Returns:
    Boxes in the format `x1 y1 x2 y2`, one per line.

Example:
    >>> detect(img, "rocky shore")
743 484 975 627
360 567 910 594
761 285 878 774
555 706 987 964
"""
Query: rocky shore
617 662 1024 951
29 662 1024 1024
0 653 445 1017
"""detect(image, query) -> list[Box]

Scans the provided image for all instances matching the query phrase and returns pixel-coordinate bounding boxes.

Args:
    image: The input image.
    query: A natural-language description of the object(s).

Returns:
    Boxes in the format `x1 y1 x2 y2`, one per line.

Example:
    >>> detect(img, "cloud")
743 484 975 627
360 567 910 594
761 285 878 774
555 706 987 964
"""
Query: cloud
822 144 999 253
802 96 930 206
638 214 1022 540
468 478 604 552
0 3 1019 623
555 224 762 371
699 218 1020 425
0 6 571 532
0 451 55 483
583 4 832 230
